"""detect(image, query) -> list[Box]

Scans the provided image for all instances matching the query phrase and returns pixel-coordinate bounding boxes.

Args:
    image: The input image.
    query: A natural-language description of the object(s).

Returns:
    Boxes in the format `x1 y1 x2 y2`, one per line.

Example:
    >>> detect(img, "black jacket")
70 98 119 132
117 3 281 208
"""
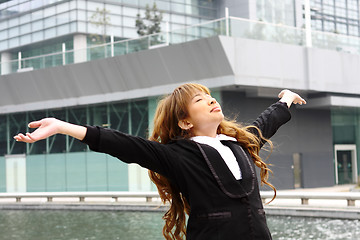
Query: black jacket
82 101 291 240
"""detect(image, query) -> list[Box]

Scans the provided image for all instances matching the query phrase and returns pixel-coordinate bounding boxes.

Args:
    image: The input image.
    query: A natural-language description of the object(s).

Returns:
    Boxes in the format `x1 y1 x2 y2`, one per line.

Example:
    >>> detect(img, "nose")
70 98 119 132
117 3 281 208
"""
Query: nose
209 97 217 105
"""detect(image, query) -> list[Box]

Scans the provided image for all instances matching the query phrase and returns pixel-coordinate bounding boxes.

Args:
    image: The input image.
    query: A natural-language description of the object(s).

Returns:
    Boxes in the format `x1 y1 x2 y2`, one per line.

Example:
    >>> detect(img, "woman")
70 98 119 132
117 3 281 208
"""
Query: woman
14 83 306 240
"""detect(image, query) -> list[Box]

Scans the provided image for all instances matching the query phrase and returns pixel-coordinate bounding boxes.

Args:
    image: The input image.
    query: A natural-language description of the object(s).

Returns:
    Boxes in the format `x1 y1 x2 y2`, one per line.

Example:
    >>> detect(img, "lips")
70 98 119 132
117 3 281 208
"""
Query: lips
210 106 221 112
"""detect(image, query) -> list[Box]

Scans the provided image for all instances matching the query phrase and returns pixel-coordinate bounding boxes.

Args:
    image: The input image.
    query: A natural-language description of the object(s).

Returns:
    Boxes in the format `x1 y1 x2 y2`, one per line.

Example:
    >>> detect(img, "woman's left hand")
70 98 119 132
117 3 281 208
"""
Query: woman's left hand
278 89 307 108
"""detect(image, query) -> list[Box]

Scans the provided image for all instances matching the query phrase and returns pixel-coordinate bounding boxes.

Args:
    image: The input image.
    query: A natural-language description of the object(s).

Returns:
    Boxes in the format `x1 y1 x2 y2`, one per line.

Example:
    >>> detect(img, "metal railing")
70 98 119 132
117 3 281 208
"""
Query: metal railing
261 191 360 207
0 191 359 207
0 191 160 203
1 16 360 75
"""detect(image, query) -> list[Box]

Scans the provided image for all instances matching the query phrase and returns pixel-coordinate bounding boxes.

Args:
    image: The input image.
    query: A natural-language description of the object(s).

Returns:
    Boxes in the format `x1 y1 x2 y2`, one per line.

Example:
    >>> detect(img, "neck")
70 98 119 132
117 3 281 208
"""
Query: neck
192 128 218 138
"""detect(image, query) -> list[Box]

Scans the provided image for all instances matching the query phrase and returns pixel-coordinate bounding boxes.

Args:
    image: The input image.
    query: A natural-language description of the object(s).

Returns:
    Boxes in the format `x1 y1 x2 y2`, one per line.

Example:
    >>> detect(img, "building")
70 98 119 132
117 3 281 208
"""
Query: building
0 0 360 193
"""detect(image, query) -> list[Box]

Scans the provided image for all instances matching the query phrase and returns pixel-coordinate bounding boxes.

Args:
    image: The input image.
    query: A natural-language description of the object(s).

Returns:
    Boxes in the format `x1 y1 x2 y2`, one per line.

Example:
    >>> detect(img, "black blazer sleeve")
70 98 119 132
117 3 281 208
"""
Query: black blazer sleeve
249 101 291 146
81 126 177 177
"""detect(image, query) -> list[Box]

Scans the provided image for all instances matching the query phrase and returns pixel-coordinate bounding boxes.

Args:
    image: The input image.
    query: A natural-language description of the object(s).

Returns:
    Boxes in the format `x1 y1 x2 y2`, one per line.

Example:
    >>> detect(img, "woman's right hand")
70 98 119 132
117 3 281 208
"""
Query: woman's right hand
14 118 63 143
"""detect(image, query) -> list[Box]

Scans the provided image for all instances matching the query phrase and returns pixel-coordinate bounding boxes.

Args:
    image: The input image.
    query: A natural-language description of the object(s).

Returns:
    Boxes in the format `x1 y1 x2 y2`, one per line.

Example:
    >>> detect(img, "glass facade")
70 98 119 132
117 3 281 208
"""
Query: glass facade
0 99 148 156
310 0 360 36
331 107 360 183
0 0 218 52
0 98 149 192
256 0 297 26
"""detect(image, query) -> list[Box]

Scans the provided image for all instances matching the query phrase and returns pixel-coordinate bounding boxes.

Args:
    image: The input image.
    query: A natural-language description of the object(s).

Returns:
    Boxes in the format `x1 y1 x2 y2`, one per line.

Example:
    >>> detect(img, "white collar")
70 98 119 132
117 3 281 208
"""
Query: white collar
191 134 237 143
216 134 237 142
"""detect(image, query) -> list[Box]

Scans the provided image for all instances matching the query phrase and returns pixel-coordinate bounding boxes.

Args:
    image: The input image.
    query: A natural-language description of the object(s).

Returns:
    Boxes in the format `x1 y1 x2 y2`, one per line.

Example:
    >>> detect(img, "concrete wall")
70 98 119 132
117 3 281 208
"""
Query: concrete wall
2 36 360 114
0 37 234 114
222 91 334 189
219 36 360 96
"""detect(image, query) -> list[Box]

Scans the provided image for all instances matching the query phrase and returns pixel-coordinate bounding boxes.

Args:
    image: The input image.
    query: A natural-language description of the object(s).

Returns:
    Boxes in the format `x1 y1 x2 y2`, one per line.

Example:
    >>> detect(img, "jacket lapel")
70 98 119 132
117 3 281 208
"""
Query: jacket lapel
196 141 255 198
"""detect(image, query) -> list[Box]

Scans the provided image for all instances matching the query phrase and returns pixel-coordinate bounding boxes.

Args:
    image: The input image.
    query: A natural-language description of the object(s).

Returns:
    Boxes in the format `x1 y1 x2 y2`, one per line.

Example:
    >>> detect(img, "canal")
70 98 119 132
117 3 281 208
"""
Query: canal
0 210 359 239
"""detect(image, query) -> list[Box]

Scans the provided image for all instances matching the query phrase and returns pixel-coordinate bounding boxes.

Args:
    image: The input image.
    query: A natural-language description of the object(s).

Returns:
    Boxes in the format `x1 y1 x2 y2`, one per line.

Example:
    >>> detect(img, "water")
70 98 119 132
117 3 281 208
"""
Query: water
268 216 360 240
0 210 359 240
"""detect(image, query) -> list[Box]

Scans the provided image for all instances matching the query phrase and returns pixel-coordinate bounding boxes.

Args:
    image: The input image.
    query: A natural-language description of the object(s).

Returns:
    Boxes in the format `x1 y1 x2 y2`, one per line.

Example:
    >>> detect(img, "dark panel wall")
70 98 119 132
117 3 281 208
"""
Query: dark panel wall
222 90 334 189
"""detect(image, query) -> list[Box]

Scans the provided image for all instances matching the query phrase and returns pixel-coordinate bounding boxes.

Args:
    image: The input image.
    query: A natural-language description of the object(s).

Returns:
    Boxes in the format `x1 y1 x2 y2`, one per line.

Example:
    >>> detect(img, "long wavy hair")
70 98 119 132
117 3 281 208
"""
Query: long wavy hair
149 83 276 240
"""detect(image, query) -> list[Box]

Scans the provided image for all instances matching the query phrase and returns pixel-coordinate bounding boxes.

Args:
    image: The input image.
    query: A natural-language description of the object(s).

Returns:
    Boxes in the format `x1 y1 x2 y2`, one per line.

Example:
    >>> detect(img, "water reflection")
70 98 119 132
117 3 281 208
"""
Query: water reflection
268 216 360 240
0 210 164 240
0 210 359 239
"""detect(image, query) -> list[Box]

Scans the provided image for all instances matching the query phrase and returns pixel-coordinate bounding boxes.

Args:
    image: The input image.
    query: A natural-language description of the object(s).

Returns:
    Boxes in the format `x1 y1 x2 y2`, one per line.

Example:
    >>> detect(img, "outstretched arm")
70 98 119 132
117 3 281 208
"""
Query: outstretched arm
278 89 306 108
13 118 87 143
250 89 306 145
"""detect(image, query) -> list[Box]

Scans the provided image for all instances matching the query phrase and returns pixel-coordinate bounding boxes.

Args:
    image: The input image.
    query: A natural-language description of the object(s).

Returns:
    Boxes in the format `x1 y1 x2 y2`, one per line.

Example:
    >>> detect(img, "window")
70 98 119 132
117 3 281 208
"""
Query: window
323 5 334 15
0 115 6 156
336 23 347 34
8 17 18 27
0 29 8 40
8 113 27 155
8 27 19 38
44 27 56 38
139 0 155 8
87 1 104 12
19 14 30 24
123 16 136 27
32 20 43 31
20 23 31 34
28 111 47 155
171 14 185 24
68 107 88 152
348 10 358 19
44 6 55 18
32 30 44 41
171 2 185 13
123 7 138 17
57 12 70 25
157 1 170 11
57 24 70 35
44 16 56 28
335 8 346 18
57 2 69 14
349 25 359 36
31 9 43 21
335 0 346 8
20 34 31 45
324 20 335 32
77 9 86 21
48 109 66 153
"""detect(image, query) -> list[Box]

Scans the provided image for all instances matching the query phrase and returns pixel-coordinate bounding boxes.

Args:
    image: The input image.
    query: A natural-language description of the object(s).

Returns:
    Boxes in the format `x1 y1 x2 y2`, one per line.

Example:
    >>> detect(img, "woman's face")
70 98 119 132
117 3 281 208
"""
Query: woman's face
179 91 224 137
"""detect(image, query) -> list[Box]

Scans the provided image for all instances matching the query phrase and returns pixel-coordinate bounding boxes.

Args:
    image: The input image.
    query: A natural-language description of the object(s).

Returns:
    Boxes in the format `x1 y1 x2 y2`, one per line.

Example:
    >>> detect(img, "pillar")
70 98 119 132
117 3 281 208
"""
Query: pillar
1 52 12 75
73 34 87 63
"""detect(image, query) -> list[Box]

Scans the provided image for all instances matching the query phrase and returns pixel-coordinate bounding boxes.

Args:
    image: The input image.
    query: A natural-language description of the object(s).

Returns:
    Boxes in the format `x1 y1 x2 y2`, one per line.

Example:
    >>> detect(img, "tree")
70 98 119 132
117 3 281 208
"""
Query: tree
135 3 163 36
89 7 111 44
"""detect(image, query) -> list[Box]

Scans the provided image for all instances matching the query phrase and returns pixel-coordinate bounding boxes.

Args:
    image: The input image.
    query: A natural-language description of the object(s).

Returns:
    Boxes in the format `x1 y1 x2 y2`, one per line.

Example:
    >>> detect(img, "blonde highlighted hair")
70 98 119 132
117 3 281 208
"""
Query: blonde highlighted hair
149 83 275 240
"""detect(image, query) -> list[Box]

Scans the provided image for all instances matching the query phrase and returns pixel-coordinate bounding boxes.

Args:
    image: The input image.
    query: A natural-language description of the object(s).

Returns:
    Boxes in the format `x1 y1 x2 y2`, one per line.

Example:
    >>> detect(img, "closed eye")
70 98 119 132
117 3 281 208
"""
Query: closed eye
195 98 202 102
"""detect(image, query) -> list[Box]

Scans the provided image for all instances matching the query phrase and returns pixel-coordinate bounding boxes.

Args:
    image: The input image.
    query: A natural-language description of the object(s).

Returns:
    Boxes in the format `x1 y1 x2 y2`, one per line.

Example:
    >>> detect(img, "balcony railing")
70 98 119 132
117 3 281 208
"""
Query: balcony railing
1 16 360 75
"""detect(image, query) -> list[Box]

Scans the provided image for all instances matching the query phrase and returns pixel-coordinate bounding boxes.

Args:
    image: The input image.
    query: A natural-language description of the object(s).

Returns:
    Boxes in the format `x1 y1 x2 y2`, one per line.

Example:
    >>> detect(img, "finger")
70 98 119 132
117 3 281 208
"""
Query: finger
26 133 38 142
15 133 26 141
278 90 285 98
294 98 306 105
28 120 42 129
14 133 34 143
13 135 21 142
297 97 306 104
